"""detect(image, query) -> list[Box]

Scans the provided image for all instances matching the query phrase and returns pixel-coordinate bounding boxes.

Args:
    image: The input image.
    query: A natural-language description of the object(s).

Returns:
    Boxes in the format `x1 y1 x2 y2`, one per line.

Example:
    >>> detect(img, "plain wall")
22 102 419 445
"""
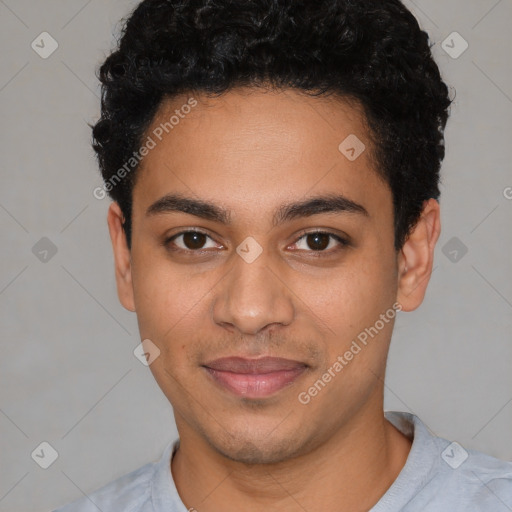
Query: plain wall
0 0 511 510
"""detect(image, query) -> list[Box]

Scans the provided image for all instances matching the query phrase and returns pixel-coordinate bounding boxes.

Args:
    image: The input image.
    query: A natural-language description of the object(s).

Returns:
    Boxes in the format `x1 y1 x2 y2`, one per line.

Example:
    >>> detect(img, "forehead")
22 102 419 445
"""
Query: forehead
132 87 391 225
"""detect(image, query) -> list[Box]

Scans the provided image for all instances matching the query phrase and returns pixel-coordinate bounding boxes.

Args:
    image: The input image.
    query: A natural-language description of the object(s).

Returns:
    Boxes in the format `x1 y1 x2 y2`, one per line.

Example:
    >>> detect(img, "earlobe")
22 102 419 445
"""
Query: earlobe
396 198 441 312
106 202 136 312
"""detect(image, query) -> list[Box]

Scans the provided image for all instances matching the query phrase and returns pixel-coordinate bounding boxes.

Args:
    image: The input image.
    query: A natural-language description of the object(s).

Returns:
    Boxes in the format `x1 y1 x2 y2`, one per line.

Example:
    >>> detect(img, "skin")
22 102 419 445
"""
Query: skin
107 86 441 511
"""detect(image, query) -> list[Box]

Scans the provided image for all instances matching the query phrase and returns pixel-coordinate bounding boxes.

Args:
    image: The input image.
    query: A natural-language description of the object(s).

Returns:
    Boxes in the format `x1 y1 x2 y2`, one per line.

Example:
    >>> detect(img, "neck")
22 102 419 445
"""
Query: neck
171 400 412 511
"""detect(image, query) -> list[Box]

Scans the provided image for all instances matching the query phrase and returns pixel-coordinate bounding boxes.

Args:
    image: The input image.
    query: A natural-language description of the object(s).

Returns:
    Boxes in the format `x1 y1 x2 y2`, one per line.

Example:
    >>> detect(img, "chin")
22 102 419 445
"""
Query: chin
204 427 303 465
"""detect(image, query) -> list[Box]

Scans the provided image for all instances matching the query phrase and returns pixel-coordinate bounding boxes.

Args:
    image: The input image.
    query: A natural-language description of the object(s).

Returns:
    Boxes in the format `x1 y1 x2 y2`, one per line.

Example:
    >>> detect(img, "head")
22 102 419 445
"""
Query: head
97 0 451 464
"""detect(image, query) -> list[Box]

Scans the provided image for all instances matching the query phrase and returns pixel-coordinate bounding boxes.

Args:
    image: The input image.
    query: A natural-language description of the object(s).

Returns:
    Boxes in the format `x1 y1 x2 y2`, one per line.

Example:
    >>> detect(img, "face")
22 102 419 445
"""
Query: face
108 87 437 465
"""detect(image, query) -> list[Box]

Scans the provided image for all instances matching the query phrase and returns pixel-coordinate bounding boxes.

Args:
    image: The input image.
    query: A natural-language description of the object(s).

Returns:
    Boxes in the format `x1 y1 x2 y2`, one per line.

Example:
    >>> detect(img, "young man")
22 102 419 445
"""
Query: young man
56 0 512 510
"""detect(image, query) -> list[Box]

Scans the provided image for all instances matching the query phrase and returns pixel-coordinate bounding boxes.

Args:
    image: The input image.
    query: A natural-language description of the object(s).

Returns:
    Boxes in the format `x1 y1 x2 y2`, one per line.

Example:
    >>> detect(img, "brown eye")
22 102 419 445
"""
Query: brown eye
305 232 330 251
165 230 219 252
293 231 349 253
181 231 208 250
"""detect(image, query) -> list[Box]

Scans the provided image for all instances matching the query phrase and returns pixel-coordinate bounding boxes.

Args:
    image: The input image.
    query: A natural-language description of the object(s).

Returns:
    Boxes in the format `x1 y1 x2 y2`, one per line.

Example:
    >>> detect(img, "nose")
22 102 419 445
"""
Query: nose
212 249 295 336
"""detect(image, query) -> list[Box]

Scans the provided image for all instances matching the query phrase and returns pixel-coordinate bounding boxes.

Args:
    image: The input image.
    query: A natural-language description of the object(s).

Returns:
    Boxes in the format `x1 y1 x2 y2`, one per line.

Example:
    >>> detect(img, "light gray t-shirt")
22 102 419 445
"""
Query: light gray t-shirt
54 411 512 511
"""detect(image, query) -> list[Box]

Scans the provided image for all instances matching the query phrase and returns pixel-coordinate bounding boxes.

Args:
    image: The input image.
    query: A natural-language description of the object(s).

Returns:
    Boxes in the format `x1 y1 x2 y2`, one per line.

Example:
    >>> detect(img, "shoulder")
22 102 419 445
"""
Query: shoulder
53 459 156 512
384 411 512 511
436 439 512 508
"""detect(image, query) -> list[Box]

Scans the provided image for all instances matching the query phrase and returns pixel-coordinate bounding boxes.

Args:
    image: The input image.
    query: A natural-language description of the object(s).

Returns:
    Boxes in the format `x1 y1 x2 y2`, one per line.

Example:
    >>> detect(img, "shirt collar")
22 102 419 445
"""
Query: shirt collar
151 411 440 511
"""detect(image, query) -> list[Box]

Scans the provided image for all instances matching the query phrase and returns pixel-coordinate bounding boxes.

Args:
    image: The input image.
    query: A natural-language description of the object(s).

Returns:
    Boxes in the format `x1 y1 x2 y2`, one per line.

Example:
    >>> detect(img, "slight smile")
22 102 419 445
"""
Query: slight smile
202 356 309 399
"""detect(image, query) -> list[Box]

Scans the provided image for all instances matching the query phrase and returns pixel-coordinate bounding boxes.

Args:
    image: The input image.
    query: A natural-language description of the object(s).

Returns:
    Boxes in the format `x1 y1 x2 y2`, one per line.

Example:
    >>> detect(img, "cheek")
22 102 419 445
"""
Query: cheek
297 254 398 407
294 249 397 342
130 250 215 343
130 256 213 402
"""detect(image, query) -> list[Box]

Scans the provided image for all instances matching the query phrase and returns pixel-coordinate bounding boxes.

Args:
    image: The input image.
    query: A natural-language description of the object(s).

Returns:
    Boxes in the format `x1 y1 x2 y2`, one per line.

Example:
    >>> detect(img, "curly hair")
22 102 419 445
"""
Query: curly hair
92 0 453 250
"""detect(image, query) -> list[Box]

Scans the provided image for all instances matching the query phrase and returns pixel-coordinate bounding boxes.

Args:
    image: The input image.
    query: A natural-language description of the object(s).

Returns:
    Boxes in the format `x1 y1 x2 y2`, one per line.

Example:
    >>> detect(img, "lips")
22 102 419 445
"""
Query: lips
202 356 308 398
204 356 307 373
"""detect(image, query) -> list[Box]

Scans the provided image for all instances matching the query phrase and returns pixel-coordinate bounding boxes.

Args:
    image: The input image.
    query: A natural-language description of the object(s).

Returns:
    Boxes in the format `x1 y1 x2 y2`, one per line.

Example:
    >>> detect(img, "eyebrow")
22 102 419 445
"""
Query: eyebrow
146 192 369 226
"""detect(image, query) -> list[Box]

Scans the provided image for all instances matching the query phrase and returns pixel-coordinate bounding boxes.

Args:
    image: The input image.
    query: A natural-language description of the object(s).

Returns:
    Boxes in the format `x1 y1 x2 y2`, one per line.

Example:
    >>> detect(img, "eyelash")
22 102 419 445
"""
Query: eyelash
163 229 350 256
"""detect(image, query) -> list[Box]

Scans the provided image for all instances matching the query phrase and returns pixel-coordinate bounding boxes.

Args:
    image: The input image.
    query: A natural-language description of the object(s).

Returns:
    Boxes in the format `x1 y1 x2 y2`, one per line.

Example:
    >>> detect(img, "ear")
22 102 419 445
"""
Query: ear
106 202 136 312
396 198 441 312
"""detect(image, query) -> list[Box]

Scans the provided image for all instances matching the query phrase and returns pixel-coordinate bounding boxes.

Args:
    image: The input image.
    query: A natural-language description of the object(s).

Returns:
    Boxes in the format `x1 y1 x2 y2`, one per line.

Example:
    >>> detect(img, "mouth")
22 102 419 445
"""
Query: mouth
202 356 308 399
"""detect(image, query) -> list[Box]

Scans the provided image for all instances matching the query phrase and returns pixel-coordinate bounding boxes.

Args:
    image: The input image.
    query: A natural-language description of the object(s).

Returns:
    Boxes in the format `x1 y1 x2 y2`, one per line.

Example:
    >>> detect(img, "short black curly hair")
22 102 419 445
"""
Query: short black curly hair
92 0 452 250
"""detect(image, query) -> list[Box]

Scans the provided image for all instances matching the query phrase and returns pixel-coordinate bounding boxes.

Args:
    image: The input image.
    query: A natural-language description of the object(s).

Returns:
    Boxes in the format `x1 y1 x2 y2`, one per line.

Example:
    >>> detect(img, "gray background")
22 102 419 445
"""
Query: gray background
0 0 511 510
